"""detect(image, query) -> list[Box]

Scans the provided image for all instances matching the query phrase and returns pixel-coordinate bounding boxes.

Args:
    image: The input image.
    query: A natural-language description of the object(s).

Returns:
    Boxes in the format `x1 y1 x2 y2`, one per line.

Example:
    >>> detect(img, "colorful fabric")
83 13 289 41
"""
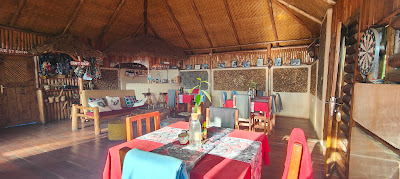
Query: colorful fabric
124 96 136 107
220 92 227 107
106 96 123 110
225 98 270 118
88 97 106 103
122 148 188 179
88 100 112 112
231 90 238 99
137 126 183 144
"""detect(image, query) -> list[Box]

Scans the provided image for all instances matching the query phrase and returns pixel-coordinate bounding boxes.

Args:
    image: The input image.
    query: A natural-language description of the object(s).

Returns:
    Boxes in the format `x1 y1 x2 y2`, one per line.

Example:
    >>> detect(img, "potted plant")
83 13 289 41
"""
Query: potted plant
190 78 211 114
248 81 257 98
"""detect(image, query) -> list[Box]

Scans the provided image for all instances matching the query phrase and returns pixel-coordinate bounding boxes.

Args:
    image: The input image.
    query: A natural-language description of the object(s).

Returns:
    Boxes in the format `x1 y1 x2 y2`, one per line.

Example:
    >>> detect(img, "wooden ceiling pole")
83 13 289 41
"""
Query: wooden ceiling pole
184 37 315 52
267 0 279 44
9 0 26 26
148 21 159 38
275 0 322 24
190 0 213 47
222 0 240 45
98 0 126 40
132 23 144 37
62 0 85 35
144 0 148 34
272 0 315 37
161 0 191 49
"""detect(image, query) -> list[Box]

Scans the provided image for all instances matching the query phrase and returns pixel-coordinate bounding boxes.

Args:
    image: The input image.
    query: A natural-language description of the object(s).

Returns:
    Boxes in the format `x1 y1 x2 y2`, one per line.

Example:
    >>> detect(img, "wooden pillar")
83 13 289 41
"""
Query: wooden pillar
267 44 272 96
71 104 78 130
77 56 84 105
93 107 100 135
36 90 46 124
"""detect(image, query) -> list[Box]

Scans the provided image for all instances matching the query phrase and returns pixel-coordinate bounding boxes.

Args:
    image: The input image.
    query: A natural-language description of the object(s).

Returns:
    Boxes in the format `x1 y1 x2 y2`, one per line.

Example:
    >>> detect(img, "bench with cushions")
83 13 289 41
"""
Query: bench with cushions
71 90 146 135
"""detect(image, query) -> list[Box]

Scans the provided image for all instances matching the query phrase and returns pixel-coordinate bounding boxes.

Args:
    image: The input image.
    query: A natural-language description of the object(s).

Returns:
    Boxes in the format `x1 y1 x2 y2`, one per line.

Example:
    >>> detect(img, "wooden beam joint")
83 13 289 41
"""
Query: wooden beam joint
9 0 26 26
63 0 85 35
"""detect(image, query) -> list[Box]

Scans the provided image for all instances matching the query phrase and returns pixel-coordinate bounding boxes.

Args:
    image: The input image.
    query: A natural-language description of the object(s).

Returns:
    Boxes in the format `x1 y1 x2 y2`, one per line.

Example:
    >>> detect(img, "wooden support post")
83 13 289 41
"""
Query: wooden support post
93 107 100 135
36 90 46 124
71 104 78 130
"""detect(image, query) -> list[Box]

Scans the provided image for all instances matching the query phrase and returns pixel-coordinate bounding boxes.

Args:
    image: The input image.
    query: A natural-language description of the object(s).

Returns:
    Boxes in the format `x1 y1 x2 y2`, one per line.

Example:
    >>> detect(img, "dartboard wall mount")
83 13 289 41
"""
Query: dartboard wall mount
357 28 381 80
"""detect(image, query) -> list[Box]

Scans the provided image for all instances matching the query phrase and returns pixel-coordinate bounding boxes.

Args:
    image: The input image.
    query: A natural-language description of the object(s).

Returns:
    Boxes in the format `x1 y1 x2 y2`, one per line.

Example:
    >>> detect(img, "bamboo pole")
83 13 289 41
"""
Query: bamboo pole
93 107 100 135
36 90 46 124
1 28 4 49
71 104 78 130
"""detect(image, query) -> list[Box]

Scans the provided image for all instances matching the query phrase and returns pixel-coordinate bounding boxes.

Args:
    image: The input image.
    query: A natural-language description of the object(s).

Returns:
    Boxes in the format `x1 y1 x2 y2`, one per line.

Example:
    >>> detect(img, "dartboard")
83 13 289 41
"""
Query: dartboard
358 28 380 76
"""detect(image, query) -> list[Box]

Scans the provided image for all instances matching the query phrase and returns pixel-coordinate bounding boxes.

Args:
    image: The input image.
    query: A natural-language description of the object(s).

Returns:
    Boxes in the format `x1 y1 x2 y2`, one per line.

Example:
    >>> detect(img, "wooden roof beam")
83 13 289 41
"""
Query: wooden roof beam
324 0 336 5
222 0 240 45
161 0 191 49
275 0 322 24
132 23 144 37
272 0 315 37
9 0 26 26
144 0 148 34
184 37 315 52
267 0 279 42
148 21 159 39
190 0 213 47
62 0 85 35
98 0 126 40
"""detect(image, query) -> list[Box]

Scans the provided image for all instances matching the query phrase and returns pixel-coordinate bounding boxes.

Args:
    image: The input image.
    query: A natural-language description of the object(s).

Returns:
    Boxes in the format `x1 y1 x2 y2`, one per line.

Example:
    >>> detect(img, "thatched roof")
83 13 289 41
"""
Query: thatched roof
30 34 104 58
104 35 187 60
1 0 332 54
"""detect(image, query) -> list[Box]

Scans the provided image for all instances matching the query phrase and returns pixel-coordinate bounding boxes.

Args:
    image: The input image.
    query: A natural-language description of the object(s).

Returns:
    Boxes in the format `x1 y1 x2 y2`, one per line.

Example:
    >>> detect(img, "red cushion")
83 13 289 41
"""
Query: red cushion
85 106 142 117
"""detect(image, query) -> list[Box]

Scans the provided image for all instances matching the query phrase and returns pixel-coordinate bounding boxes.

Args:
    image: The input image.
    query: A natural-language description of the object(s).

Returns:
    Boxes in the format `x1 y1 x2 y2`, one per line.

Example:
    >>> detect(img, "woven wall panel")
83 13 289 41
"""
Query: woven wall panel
93 69 119 90
4 60 28 83
180 71 208 90
317 18 327 100
273 67 308 93
214 69 266 91
310 62 317 95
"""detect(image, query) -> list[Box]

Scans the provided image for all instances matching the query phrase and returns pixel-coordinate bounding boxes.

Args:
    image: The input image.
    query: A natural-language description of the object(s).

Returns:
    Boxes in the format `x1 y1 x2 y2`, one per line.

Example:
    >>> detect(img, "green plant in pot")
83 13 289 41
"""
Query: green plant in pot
190 78 212 113
248 81 257 98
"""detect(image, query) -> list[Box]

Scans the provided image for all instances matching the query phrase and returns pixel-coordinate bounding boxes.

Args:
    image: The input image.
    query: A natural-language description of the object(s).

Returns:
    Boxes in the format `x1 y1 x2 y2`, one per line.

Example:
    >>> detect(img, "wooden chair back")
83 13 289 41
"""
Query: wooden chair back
126 111 160 141
287 142 303 179
206 107 239 129
233 95 252 130
220 92 225 107
233 95 251 119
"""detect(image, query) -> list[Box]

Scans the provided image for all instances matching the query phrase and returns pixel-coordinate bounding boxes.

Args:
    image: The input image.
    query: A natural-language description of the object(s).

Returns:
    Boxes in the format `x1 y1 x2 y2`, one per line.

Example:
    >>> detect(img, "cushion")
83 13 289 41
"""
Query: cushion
133 98 147 107
88 97 106 103
106 96 123 110
88 100 112 112
124 96 137 107
86 107 133 117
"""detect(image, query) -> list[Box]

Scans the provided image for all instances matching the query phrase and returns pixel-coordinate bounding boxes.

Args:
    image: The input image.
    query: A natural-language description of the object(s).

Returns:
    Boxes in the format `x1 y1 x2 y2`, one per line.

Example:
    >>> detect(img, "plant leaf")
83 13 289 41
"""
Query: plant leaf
196 77 201 81
201 80 211 87
195 95 201 106
201 90 212 102
190 85 199 93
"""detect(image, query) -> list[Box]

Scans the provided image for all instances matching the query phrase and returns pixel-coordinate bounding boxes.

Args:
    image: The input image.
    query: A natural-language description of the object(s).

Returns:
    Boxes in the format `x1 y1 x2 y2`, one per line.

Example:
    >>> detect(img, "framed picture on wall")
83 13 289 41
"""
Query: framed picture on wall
186 65 192 70
242 61 250 67
195 64 201 69
218 63 225 68
275 58 282 66
202 64 208 69
257 58 264 67
232 60 238 68
290 59 301 66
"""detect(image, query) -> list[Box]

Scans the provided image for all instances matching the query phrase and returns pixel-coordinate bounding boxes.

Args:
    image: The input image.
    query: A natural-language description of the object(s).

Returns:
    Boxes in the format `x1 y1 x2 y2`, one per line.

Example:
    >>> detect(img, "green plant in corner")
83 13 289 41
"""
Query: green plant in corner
190 78 212 113
249 81 257 89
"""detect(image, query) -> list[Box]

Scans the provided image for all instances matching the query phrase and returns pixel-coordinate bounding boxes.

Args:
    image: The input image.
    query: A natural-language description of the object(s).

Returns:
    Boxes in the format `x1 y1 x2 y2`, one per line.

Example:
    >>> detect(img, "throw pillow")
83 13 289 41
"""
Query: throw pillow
88 97 106 103
124 96 137 107
133 97 147 107
106 96 123 110
88 100 112 112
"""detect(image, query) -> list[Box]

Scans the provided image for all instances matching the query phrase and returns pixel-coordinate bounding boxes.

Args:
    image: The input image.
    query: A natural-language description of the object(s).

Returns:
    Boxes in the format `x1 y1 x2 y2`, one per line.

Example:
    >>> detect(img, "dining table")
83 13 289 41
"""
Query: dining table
103 121 270 179
224 96 270 117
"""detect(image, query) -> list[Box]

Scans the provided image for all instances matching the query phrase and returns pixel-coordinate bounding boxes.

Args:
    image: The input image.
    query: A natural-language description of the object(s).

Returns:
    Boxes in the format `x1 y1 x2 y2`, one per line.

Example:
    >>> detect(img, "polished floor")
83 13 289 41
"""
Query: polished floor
0 115 325 179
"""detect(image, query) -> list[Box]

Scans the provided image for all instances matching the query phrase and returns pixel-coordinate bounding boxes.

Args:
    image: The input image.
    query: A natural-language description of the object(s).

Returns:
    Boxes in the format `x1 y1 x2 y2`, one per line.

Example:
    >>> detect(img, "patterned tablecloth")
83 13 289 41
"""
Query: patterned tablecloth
103 121 270 179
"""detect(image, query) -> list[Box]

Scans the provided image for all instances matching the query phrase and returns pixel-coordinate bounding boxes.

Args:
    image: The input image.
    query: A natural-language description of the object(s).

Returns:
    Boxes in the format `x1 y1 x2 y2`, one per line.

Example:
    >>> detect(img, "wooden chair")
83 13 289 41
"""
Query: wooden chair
286 142 303 179
233 95 252 131
71 105 101 135
206 107 239 129
252 95 274 134
167 90 185 117
125 111 160 141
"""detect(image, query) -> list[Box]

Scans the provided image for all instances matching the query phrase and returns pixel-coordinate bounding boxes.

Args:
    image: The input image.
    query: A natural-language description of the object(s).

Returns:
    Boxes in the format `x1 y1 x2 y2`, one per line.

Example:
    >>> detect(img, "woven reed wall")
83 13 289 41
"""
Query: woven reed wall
185 47 313 68
272 67 309 93
180 71 209 90
310 61 317 95
213 69 266 91
93 69 119 90
0 27 49 53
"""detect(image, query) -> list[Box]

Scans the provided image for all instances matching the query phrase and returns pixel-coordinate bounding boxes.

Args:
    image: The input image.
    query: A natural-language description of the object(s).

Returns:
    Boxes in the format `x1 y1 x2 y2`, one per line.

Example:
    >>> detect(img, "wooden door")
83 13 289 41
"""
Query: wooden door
0 55 39 127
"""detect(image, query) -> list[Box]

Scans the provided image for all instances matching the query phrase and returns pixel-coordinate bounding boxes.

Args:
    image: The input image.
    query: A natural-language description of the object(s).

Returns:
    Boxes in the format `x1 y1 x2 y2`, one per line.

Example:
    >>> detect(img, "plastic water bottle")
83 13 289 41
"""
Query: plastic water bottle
189 113 202 148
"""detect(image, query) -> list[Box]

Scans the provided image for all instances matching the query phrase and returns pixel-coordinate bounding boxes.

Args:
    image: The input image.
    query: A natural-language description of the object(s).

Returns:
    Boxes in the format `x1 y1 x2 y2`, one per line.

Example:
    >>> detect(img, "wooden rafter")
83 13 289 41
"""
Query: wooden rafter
62 0 85 35
223 0 240 45
161 0 191 49
190 0 213 47
9 0 26 26
148 21 159 39
272 0 315 37
184 37 315 52
98 0 126 40
275 0 322 24
144 0 148 34
324 0 336 5
132 23 144 37
267 0 279 42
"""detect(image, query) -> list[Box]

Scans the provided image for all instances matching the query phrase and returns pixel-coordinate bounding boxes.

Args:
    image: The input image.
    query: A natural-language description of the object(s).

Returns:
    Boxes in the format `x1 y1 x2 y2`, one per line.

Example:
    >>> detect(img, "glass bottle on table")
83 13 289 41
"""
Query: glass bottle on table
189 113 202 148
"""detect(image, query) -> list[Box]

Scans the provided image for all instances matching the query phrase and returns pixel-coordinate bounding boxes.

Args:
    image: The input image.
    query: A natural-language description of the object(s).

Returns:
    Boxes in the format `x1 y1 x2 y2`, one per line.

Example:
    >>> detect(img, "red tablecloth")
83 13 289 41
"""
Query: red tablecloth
166 94 195 104
103 121 270 179
224 97 270 118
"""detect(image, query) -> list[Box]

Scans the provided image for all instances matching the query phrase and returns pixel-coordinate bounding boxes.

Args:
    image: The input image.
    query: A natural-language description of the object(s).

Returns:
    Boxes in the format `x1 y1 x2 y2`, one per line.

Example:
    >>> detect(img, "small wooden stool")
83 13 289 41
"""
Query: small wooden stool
108 119 126 140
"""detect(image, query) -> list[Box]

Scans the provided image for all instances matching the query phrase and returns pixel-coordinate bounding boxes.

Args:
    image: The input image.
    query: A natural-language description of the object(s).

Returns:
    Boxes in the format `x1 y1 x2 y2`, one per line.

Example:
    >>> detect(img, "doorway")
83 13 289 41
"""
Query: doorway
0 55 39 127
